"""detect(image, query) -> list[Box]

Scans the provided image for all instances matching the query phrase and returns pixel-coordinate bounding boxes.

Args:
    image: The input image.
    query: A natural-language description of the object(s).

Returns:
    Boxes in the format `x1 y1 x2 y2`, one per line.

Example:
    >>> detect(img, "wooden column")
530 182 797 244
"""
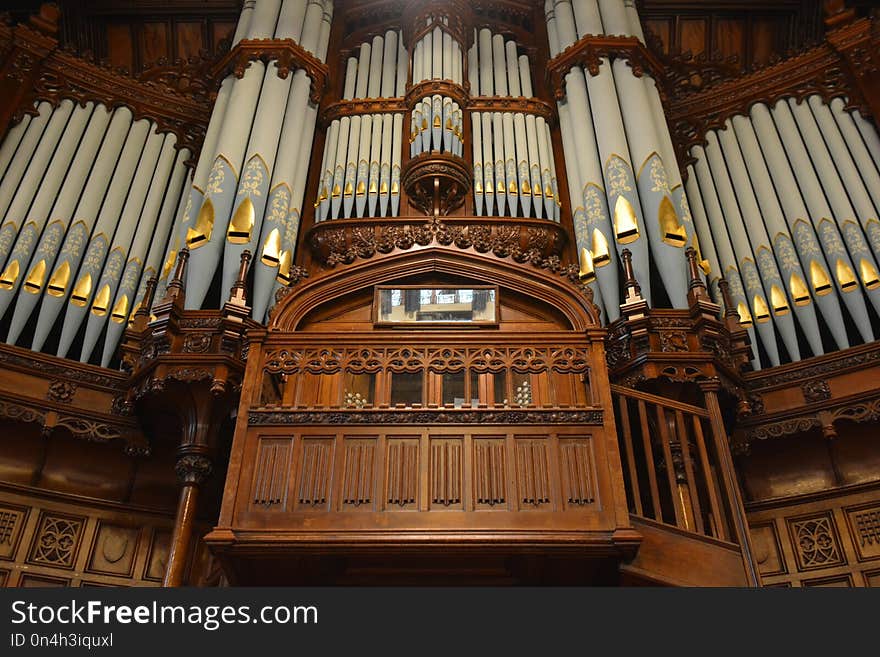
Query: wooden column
699 378 760 587
164 452 212 587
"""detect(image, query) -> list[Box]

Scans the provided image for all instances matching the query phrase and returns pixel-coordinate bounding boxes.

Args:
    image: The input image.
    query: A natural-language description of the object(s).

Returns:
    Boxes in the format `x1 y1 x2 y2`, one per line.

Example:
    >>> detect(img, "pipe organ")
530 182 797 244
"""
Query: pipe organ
2 0 880 588
0 0 877 369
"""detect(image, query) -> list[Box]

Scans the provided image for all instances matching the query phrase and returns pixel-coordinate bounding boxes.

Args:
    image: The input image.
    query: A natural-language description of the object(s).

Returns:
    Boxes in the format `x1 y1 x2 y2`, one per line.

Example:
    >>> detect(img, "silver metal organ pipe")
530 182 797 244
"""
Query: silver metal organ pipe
479 29 495 216
160 72 233 297
829 98 880 218
109 149 190 366
852 110 880 170
220 6 304 301
564 0 645 304
380 31 398 217
80 133 178 364
0 113 33 182
0 102 95 314
781 98 880 322
329 57 358 222
507 40 530 218
0 100 74 245
342 42 371 220
704 131 798 363
716 123 815 358
252 0 331 321
0 102 54 224
731 113 846 352
470 37 483 215
692 145 772 367
520 56 544 220
391 36 405 217
597 0 689 309
808 95 880 262
28 107 135 352
3 105 113 344
183 0 280 309
749 101 872 344
687 163 761 365
370 46 386 217
357 36 382 218
50 118 155 357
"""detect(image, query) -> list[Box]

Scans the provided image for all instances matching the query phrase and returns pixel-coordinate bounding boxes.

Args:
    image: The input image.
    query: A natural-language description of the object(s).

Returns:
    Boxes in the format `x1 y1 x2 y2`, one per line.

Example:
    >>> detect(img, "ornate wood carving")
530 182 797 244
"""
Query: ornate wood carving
666 14 880 171
248 409 604 426
401 152 472 217
307 215 567 267
209 38 329 104
547 34 666 101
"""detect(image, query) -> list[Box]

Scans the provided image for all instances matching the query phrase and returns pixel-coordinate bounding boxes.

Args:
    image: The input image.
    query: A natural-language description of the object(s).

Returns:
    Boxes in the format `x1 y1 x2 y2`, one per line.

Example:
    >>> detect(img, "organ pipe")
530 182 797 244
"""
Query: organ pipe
184 0 282 310
0 102 54 239
78 133 178 363
0 99 75 274
770 99 877 340
0 102 97 325
0 112 33 182
56 123 166 359
731 114 847 352
28 107 135 352
694 144 780 366
220 0 315 301
252 0 332 321
595 0 689 309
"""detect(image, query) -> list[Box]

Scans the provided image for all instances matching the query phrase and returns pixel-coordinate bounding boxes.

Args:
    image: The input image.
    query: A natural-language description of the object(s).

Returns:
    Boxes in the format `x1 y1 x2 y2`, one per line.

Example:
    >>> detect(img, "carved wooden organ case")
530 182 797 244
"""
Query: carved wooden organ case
203 0 643 583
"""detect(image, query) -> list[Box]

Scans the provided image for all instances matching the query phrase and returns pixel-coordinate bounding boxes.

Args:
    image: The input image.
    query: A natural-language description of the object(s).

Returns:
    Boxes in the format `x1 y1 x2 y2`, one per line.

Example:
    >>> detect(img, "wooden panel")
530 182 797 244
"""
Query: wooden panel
430 437 463 510
341 438 377 510
786 511 845 572
645 19 671 53
560 438 596 509
624 516 749 587
176 21 206 61
212 21 237 50
802 574 853 587
679 18 707 56
251 438 292 510
20 574 70 587
86 522 140 578
473 437 507 510
141 22 170 69
385 437 419 510
749 521 787 576
748 485 880 588
0 503 29 561
295 438 333 510
106 23 135 72
26 511 86 570
713 18 746 65
750 18 777 67
844 503 880 562
515 438 552 509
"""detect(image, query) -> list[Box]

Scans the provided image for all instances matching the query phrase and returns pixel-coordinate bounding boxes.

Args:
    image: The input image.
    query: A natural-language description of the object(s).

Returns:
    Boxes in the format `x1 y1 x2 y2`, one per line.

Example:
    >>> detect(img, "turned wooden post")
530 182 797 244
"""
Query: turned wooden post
699 378 760 587
164 452 212 587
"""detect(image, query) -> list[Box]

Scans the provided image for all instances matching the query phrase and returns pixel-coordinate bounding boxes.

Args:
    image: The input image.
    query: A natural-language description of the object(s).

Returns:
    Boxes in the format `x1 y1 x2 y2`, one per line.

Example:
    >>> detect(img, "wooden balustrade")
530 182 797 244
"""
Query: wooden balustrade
611 384 735 543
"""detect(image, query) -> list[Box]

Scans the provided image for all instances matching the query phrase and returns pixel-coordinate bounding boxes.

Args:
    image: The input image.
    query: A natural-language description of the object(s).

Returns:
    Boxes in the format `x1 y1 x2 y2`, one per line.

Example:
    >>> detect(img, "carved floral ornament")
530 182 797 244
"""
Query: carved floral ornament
263 345 592 376
248 409 604 426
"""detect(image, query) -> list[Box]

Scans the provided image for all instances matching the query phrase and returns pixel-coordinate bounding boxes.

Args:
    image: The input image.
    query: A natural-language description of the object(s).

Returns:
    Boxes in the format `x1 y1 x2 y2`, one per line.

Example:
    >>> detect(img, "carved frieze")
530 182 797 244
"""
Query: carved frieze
248 409 604 426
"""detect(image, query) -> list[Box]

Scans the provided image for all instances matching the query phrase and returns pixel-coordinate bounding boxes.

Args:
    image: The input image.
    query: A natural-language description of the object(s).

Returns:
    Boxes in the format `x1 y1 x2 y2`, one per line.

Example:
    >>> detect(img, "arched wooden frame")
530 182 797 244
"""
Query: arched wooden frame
269 249 601 332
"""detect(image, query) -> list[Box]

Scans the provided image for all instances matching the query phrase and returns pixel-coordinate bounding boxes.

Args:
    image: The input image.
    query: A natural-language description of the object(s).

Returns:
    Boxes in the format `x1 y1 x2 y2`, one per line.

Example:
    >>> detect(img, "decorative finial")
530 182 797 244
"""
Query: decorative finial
718 278 740 321
228 250 252 307
685 246 709 301
163 247 189 304
621 248 642 303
